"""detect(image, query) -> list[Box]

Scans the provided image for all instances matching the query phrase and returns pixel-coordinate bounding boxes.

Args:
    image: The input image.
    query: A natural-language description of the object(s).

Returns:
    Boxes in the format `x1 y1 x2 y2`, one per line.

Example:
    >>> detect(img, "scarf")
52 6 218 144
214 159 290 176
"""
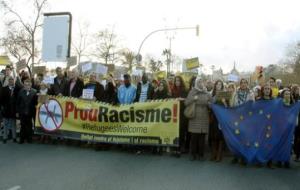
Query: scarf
237 89 249 105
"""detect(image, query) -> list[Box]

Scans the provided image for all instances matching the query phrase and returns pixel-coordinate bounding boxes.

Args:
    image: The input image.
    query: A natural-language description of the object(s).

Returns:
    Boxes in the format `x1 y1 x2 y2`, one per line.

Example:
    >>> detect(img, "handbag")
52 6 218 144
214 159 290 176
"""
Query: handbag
184 102 196 119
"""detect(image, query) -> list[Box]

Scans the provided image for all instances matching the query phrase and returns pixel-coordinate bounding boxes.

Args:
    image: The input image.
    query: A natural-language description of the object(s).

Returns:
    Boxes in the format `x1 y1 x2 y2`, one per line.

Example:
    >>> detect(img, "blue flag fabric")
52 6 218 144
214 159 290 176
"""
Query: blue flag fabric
212 99 300 164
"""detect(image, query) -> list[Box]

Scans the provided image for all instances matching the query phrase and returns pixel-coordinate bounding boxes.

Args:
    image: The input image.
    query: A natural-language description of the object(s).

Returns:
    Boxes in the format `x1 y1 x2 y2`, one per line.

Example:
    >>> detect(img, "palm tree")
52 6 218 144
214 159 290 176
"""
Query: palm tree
162 48 171 76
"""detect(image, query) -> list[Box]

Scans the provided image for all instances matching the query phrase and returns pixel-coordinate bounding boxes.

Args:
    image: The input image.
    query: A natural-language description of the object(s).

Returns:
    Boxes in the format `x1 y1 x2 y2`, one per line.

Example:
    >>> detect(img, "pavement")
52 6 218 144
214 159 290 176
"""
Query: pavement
0 141 300 190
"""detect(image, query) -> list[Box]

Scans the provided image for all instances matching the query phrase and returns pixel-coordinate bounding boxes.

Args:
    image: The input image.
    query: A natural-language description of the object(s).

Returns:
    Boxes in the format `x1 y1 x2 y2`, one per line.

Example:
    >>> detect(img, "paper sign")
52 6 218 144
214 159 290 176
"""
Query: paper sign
16 59 27 72
82 89 94 100
215 91 233 103
96 64 108 75
185 57 200 70
82 63 92 73
33 66 46 74
132 69 143 76
43 76 55 84
227 74 239 82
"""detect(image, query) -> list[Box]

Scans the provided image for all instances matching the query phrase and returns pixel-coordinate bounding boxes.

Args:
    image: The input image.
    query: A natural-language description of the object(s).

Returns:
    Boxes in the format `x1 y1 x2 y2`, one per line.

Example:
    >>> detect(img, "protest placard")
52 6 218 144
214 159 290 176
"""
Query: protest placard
82 89 94 100
96 64 108 75
81 62 92 73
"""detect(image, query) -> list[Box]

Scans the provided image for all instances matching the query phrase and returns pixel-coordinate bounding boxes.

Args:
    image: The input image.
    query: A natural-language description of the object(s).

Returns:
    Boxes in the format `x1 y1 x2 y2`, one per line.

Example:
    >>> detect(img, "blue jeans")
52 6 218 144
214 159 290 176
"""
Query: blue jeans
3 118 17 140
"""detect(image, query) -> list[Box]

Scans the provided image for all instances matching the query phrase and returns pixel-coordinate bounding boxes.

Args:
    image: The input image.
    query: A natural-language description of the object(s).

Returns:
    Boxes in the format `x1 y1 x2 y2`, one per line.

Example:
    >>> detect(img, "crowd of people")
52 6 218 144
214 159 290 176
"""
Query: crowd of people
0 64 300 169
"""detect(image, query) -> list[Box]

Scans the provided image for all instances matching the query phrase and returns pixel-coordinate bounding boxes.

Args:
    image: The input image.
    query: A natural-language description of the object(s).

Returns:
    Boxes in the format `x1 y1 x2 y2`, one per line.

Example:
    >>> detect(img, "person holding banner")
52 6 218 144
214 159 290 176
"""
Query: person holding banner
16 78 38 144
257 84 275 168
50 67 68 96
152 79 171 155
276 88 294 168
210 80 226 162
0 76 20 143
135 74 154 103
232 78 254 165
63 69 84 98
171 76 188 155
117 74 136 104
84 72 105 101
292 85 300 162
185 77 212 161
153 80 171 100
104 75 118 105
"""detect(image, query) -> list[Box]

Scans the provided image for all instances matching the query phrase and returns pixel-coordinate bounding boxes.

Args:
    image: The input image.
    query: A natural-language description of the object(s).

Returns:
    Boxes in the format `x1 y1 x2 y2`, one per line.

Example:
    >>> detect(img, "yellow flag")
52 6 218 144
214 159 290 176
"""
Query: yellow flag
0 56 10 65
185 57 200 70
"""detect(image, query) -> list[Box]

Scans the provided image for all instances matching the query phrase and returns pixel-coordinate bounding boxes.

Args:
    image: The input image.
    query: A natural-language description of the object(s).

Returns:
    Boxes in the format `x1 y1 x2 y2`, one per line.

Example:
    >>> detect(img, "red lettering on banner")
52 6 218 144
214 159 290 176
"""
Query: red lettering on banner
173 104 177 123
65 101 74 118
80 110 88 121
89 109 98 121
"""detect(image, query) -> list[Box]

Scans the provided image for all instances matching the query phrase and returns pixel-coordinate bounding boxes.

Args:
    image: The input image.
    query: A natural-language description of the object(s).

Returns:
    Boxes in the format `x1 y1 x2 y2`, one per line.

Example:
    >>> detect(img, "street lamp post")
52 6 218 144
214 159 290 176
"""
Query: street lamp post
136 25 199 67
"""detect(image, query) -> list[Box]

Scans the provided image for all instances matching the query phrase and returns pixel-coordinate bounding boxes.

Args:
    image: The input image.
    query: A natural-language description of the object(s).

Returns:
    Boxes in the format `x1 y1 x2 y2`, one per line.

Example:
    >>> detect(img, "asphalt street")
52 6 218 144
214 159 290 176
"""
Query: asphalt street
0 142 299 190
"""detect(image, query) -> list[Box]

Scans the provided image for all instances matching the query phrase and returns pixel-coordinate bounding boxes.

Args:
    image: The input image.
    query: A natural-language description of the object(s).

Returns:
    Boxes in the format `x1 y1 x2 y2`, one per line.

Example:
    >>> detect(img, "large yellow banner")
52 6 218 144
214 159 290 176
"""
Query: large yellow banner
35 96 180 146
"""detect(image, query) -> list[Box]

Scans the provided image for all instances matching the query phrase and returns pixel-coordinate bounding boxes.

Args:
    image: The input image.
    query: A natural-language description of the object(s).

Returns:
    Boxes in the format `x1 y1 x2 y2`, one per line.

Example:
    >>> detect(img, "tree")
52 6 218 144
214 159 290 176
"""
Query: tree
92 27 120 65
72 20 91 65
0 0 48 76
148 58 163 73
120 49 135 72
162 48 171 75
277 41 300 85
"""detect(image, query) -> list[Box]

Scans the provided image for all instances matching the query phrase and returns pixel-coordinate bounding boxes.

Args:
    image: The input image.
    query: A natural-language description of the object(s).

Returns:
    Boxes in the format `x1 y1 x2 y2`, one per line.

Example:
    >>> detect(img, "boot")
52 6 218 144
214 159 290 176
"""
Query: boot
216 141 223 162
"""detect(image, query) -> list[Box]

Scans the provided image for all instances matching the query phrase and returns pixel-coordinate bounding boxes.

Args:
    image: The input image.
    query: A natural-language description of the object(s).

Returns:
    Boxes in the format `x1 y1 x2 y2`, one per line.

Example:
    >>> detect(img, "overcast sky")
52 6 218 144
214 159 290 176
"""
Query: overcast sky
2 0 300 73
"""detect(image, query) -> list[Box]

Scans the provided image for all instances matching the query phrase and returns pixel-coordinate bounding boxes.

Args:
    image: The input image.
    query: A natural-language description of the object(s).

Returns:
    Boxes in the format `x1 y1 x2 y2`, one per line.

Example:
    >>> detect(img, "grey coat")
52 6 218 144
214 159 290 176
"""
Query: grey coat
185 88 212 134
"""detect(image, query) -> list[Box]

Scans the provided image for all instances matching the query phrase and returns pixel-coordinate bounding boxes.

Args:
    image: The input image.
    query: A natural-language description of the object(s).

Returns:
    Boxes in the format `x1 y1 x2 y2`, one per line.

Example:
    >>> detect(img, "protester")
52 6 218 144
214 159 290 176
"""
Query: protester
276 79 283 90
150 79 171 154
63 69 84 98
135 73 154 102
206 80 214 94
20 71 30 84
50 67 68 96
226 83 236 107
104 75 118 105
257 84 274 168
84 72 105 101
185 77 212 161
232 78 254 165
151 79 158 91
0 76 20 143
153 80 171 100
233 78 255 106
210 80 225 162
171 76 188 155
292 85 300 162
269 77 279 98
16 78 37 144
277 88 294 168
253 85 262 100
117 74 136 104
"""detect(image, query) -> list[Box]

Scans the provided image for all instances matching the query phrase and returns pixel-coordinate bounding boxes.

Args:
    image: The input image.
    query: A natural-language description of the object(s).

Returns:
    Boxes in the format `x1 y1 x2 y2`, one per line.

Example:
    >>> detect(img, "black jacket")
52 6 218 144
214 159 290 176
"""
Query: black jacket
134 82 154 102
153 90 170 100
50 76 68 96
84 82 105 101
16 88 38 116
0 85 21 118
63 78 84 98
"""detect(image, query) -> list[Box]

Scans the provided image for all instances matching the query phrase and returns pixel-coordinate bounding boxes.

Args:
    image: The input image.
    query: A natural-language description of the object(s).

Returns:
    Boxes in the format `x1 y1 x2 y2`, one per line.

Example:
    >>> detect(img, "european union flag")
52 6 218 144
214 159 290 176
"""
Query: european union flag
212 99 300 164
